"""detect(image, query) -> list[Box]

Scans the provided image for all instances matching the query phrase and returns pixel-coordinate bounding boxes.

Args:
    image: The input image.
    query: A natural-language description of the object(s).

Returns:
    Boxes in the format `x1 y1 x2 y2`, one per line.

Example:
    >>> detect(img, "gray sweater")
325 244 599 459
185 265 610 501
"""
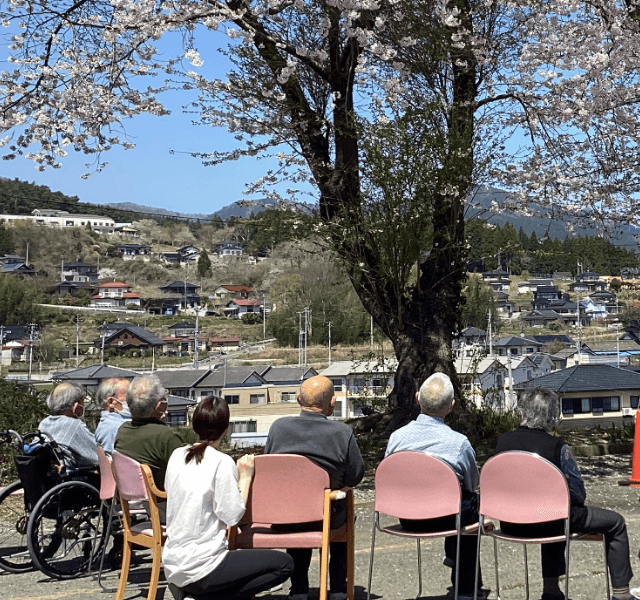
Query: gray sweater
264 412 364 489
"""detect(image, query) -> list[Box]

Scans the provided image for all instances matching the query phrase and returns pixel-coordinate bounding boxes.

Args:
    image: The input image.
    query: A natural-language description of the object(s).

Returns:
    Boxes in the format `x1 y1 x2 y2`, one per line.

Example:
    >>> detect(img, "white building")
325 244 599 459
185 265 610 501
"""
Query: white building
0 209 117 233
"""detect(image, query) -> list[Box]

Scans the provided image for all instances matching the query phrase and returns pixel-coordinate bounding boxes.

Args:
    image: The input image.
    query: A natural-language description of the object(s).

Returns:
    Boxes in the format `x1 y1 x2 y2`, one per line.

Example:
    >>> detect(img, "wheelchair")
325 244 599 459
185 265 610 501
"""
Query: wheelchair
0 429 108 580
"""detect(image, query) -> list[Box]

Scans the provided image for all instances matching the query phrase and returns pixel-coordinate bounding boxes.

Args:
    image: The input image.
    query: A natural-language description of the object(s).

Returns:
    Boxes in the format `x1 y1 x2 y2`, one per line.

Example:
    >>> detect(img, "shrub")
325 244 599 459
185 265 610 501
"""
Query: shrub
241 313 263 325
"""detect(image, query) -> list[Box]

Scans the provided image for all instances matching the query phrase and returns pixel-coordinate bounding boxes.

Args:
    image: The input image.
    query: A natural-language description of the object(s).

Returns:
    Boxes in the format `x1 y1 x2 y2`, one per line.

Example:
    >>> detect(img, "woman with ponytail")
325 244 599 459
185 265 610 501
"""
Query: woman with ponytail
162 396 294 600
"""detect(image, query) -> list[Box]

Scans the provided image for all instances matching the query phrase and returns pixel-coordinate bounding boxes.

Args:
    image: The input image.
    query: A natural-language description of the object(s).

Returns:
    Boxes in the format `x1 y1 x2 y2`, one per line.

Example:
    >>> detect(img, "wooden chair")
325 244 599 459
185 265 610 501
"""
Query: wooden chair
231 454 354 600
367 451 485 600
475 451 609 600
111 450 167 600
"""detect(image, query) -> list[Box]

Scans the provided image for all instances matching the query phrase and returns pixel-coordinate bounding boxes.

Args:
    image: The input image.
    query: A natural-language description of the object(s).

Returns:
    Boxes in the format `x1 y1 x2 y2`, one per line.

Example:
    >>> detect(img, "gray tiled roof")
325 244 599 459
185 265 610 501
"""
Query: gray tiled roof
155 369 211 388
516 364 640 393
259 366 317 383
196 366 266 387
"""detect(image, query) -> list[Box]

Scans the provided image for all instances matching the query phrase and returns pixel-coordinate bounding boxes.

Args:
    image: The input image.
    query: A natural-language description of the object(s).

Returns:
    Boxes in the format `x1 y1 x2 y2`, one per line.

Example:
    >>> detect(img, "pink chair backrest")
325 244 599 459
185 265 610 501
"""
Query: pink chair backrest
374 451 461 520
97 445 116 501
111 450 149 503
250 454 330 524
479 451 569 524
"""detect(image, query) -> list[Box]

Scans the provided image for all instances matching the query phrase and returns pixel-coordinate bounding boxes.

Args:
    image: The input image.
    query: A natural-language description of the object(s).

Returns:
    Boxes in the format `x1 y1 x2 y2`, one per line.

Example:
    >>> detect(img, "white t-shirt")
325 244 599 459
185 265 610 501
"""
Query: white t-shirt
162 445 246 587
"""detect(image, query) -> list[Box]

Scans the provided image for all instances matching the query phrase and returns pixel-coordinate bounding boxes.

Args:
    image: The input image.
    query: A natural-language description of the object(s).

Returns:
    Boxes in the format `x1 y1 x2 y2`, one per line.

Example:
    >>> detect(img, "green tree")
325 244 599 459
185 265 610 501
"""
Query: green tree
461 275 496 331
197 249 212 278
0 275 42 325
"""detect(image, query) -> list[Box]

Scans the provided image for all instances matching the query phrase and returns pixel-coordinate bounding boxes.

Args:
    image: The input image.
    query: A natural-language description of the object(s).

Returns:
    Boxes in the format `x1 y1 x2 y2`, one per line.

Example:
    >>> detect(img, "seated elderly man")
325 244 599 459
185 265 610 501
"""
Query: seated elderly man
94 378 131 455
38 382 98 470
114 374 183 492
495 387 639 600
385 372 486 600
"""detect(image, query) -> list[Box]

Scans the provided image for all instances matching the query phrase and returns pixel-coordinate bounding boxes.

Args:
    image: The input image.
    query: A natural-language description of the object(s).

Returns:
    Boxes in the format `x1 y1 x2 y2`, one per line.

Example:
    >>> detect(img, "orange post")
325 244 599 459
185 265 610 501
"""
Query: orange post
622 410 640 487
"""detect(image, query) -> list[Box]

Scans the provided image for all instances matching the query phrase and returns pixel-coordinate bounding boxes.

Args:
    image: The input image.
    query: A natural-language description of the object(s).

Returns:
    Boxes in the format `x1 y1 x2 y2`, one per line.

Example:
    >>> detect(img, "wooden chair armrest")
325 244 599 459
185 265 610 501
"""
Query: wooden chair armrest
329 487 351 501
140 464 167 499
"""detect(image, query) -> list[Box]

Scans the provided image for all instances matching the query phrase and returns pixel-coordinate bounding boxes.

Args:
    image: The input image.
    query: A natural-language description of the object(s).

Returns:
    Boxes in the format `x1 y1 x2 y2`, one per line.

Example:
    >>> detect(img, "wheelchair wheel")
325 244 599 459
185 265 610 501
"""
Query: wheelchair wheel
0 480 33 572
26 480 106 579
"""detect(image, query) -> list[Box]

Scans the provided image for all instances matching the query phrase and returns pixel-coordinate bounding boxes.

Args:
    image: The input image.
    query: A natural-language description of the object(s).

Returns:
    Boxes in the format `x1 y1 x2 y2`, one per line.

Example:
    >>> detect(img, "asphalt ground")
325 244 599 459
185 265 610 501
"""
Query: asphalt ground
3 454 640 600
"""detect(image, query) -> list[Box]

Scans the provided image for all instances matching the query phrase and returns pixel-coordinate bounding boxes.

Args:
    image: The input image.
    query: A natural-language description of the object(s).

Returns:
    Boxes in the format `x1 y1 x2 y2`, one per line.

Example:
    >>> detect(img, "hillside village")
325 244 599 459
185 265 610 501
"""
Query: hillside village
1 180 640 441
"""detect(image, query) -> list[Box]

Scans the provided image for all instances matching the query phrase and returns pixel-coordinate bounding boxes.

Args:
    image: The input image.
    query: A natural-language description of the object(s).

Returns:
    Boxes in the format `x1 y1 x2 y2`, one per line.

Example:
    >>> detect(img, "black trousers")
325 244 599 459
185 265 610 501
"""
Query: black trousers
182 549 294 600
501 505 633 587
281 498 349 594
399 492 483 595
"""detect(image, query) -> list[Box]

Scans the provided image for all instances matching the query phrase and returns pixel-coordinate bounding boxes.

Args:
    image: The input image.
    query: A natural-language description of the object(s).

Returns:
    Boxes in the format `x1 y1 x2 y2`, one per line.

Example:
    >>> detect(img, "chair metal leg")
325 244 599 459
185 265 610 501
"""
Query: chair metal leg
493 537 500 600
454 529 461 600
473 521 483 600
95 501 117 592
523 544 529 600
564 536 570 600
416 538 422 600
603 537 611 600
367 517 377 600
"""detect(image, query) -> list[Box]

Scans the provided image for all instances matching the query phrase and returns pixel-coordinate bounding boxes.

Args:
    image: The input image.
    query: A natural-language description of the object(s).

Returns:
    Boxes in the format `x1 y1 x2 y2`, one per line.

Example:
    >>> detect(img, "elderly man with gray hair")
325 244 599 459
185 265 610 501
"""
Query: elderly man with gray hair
38 382 98 470
94 378 131 455
114 374 183 492
384 372 486 600
495 387 638 600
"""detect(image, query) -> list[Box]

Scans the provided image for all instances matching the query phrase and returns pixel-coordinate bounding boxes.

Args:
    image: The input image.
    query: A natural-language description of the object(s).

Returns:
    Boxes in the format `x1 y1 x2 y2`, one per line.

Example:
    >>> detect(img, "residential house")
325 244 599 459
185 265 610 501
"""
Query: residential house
494 335 545 357
482 269 509 281
517 279 554 294
213 241 244 257
168 322 196 337
520 309 563 328
532 286 563 309
49 281 97 298
95 323 164 352
212 285 255 301
528 334 576 351
210 336 242 352
516 363 640 426
1 261 36 276
224 299 263 319
61 260 98 283
494 291 515 316
495 355 543 408
117 243 151 259
259 366 318 403
454 356 507 409
487 279 512 293
0 209 117 233
528 352 555 375
163 333 207 355
320 358 397 419
569 272 607 293
91 282 141 308
145 297 183 315
578 339 640 366
159 280 201 310
160 252 181 265
177 245 201 263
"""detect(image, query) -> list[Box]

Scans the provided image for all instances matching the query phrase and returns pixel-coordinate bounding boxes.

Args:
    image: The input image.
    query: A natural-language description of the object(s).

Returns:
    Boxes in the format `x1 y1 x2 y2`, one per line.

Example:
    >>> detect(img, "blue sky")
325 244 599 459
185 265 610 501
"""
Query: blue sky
0 31 295 216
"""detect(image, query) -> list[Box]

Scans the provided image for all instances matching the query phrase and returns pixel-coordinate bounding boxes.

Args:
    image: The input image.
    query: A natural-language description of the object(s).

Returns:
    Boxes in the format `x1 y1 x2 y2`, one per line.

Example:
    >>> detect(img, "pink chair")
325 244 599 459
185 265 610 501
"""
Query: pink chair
91 446 118 592
367 451 484 600
231 454 355 600
111 450 167 600
475 451 609 600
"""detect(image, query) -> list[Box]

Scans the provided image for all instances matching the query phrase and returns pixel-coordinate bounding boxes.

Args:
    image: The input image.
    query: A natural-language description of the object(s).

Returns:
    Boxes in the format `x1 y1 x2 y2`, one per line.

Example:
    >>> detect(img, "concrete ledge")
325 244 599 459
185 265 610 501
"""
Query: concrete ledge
569 442 632 457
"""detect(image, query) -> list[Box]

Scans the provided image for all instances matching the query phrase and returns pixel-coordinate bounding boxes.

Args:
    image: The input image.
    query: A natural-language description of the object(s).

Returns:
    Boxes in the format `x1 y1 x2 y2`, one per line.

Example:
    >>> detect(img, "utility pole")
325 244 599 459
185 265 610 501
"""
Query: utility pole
100 321 107 364
75 316 81 367
576 295 582 365
298 311 303 367
193 313 199 369
262 294 266 341
487 309 493 357
328 321 332 365
506 355 514 410
28 323 35 380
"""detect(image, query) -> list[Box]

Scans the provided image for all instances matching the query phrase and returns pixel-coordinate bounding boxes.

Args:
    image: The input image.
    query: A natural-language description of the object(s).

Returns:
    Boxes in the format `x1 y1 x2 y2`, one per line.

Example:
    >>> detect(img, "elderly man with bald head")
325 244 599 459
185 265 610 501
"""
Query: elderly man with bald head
264 375 364 600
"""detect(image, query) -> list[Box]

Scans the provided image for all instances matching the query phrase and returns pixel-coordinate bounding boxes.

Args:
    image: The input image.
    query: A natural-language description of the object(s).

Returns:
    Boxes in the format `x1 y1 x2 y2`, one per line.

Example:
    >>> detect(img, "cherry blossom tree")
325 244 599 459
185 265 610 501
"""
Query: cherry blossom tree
2 0 640 427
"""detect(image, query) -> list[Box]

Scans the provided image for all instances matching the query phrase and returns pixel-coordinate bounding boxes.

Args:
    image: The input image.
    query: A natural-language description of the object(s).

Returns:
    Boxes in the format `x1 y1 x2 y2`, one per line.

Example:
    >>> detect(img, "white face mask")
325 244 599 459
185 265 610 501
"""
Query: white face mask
118 401 130 414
